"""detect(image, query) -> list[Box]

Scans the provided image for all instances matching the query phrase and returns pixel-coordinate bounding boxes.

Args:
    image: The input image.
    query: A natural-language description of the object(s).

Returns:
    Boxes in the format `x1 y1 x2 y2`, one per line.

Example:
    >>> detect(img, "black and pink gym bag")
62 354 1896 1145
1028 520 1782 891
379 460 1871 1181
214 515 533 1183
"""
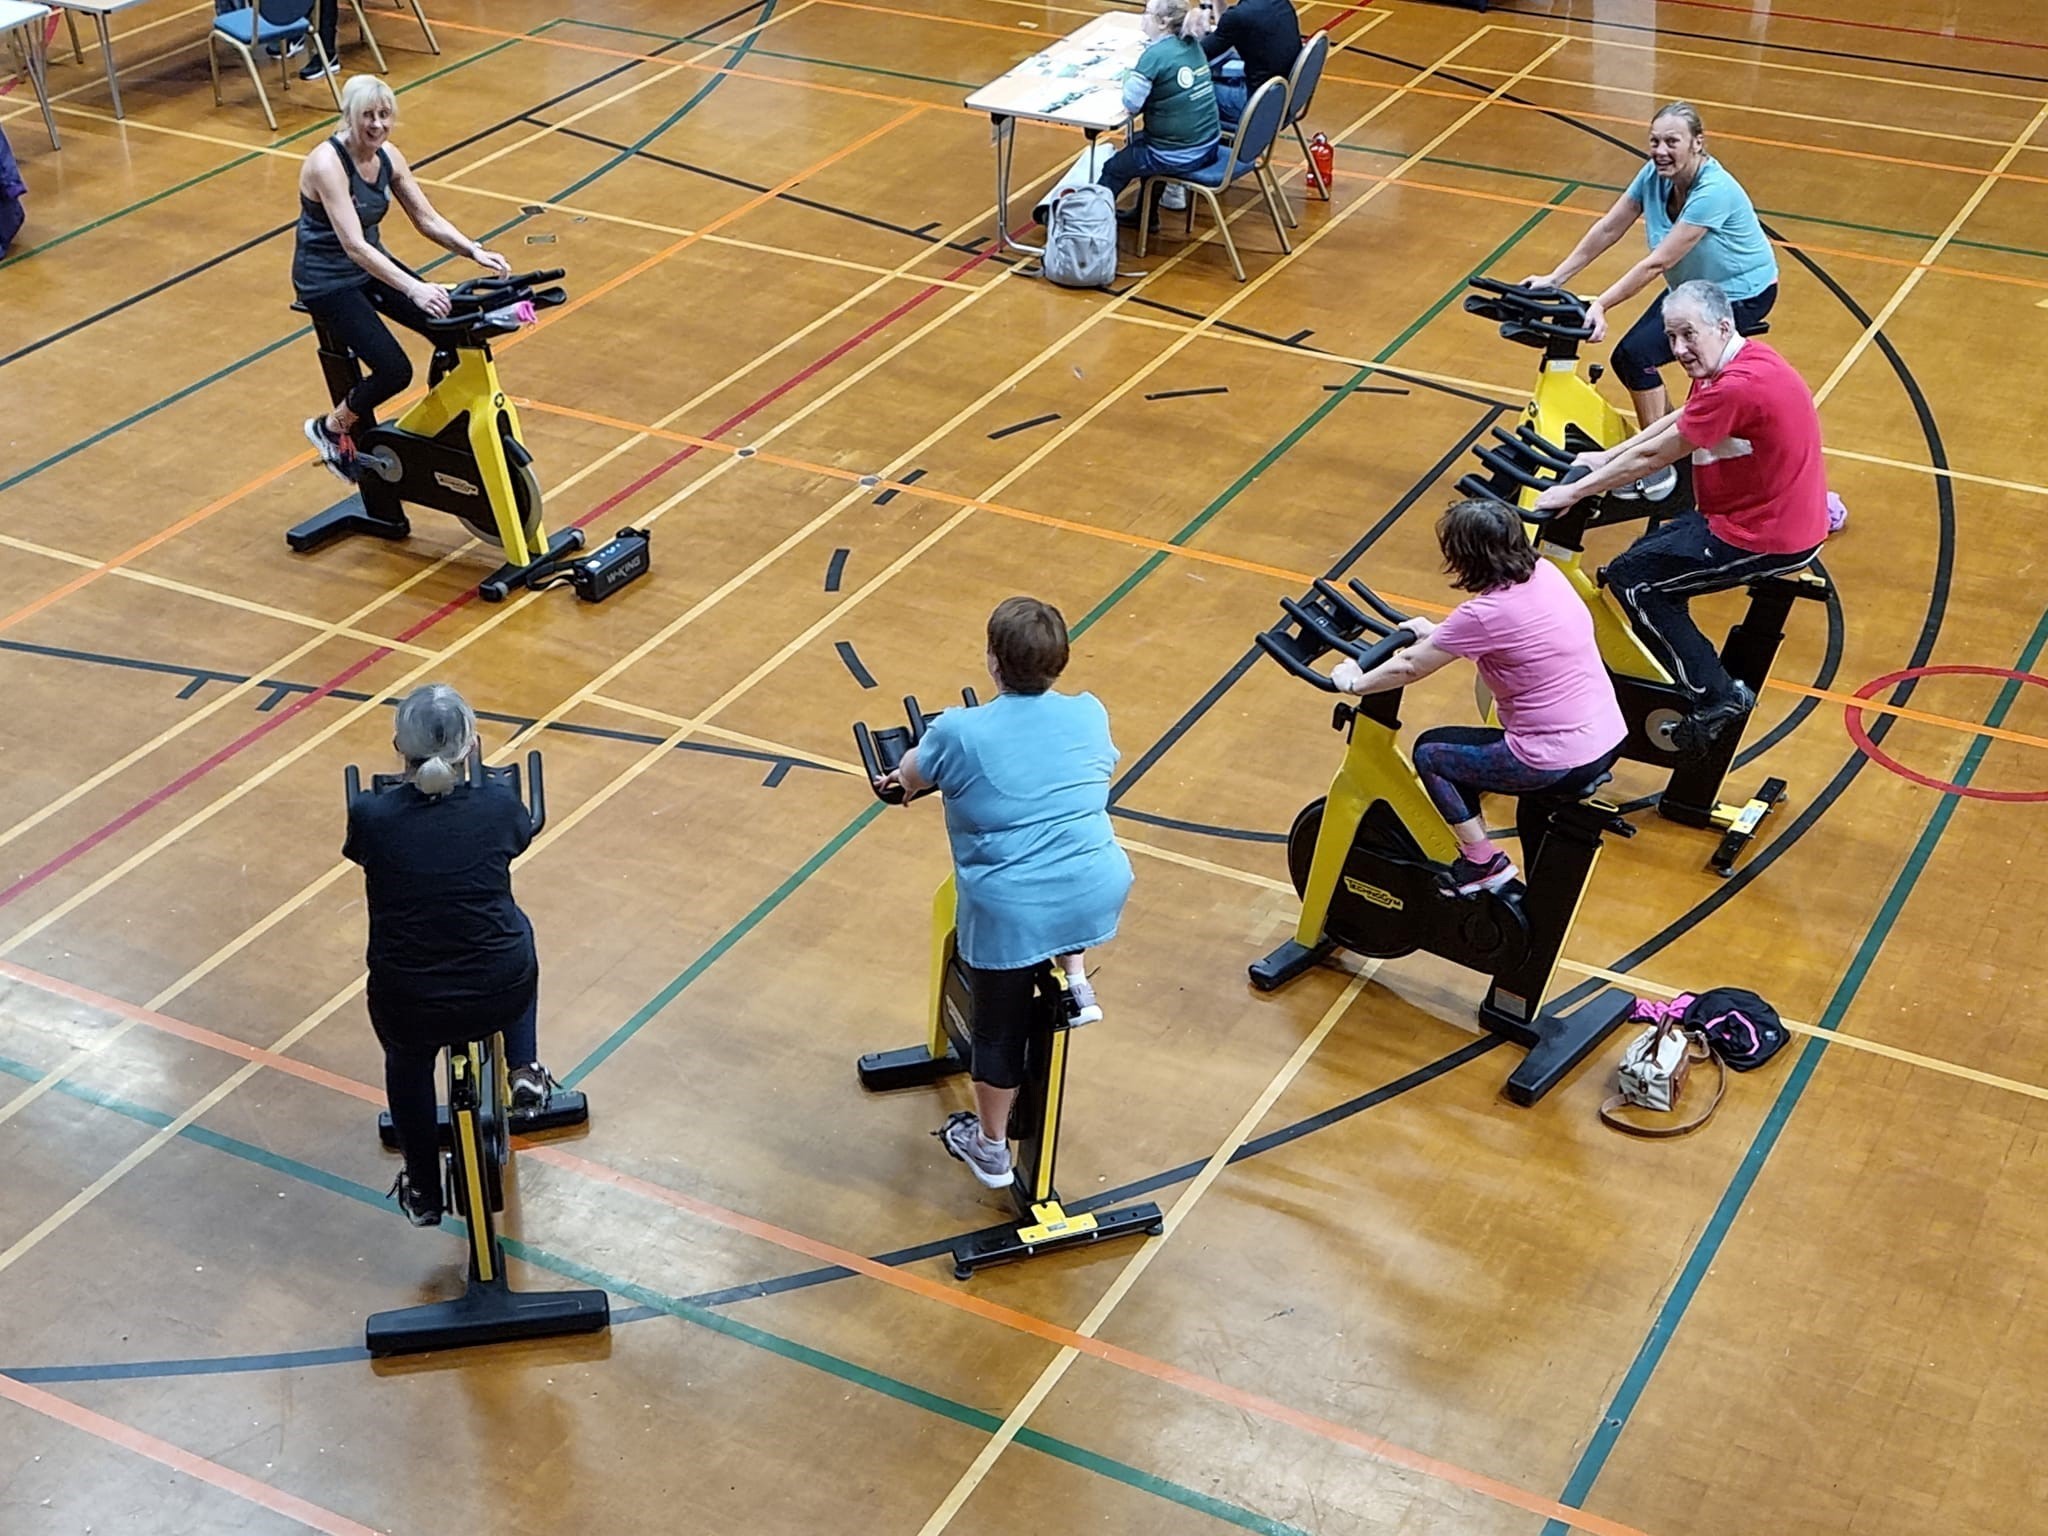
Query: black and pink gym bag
1681 988 1788 1071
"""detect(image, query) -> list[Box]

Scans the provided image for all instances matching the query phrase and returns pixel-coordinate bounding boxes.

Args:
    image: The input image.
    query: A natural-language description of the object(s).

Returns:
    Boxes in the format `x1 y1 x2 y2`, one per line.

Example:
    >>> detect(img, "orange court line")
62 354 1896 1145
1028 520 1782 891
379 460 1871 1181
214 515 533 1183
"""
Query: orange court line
510 394 2048 757
429 16 983 116
0 1371 381 1536
0 107 930 641
1318 73 2048 190
0 956 1654 1536
511 395 1337 591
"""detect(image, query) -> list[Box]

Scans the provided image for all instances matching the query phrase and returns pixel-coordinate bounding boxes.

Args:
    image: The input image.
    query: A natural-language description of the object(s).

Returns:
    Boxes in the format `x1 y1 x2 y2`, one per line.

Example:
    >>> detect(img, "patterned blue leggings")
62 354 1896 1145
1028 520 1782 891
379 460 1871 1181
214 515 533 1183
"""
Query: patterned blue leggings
1412 726 1577 827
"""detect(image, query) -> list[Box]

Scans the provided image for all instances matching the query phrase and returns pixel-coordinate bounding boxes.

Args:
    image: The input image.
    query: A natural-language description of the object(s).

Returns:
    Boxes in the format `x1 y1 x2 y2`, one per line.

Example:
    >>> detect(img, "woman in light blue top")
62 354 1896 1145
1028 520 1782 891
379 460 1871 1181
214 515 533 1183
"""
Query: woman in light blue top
875 596 1134 1190
1523 102 1778 441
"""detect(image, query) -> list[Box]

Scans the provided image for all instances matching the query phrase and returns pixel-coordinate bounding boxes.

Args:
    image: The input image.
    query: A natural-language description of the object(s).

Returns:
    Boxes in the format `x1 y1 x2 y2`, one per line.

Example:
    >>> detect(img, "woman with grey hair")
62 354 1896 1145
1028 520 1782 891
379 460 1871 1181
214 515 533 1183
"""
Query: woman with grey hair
293 73 512 480
343 684 556 1227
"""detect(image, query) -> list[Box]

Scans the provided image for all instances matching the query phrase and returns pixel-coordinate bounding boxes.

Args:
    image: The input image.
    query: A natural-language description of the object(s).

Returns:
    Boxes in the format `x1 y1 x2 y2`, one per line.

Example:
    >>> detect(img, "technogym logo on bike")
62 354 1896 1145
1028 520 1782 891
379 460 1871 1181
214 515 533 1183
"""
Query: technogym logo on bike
434 472 481 497
1342 877 1402 910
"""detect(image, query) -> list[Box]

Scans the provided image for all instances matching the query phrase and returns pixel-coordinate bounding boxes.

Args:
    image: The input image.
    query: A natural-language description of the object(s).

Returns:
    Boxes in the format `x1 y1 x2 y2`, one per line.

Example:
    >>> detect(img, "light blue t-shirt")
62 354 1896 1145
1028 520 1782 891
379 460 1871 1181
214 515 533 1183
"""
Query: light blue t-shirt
1626 156 1777 302
916 690 1134 972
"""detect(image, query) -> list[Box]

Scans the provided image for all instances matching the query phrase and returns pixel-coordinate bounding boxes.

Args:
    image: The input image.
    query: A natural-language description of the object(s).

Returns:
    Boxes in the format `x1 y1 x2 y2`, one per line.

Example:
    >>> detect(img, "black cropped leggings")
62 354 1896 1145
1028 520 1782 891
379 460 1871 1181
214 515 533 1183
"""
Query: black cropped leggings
303 279 438 422
369 984 538 1203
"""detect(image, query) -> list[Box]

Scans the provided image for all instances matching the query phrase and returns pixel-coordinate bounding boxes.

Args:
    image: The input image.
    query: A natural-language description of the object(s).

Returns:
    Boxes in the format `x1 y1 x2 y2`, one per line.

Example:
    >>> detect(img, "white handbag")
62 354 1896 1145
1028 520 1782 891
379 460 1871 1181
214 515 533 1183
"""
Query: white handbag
1601 1020 1724 1137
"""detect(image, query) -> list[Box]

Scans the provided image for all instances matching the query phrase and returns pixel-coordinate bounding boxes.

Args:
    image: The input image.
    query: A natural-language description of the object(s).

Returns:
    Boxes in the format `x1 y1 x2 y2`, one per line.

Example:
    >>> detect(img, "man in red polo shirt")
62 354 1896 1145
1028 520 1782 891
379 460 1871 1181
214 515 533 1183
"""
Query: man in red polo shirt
1533 278 1828 750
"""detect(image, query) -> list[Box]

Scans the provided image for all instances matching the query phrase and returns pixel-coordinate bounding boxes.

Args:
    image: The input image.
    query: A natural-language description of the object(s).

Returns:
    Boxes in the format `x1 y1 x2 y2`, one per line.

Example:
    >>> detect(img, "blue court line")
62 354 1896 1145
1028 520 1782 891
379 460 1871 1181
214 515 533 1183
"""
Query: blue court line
0 1055 1308 1536
1540 601 2048 1533
0 4 774 499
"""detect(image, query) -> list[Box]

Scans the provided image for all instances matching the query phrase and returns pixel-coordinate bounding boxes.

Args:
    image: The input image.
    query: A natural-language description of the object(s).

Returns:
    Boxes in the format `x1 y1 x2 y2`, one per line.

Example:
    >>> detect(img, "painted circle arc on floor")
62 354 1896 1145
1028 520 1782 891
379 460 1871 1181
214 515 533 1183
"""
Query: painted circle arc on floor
1845 665 2048 801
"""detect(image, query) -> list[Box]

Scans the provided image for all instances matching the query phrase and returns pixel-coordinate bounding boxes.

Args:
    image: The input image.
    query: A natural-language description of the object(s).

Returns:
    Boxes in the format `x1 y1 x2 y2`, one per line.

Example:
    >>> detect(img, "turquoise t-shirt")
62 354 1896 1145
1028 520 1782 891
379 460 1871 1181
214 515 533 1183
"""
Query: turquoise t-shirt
916 691 1134 972
1626 156 1777 301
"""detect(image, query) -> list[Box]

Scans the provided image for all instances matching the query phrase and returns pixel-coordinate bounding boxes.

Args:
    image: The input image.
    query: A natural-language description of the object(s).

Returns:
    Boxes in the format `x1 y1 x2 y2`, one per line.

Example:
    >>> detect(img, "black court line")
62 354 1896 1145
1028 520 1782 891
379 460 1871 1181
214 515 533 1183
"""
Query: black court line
534 122 1510 416
0 38 694 372
1281 328 1314 346
0 637 838 780
824 547 850 591
1111 805 1286 843
835 640 878 688
987 413 1060 440
1320 382 1411 395
1144 386 1231 401
873 466 925 505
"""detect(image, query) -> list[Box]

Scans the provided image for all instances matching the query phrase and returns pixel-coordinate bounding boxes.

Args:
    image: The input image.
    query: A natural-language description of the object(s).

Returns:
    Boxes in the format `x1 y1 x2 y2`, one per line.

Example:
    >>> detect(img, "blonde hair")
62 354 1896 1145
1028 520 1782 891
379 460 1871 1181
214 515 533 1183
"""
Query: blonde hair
1147 0 1214 41
339 74 396 131
393 684 476 797
1650 101 1705 138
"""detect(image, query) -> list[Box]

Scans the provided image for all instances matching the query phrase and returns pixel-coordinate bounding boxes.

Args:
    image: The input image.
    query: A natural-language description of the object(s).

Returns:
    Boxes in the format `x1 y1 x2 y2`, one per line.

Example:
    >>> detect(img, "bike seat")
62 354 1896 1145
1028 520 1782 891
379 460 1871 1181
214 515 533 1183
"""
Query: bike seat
290 299 310 314
1738 317 1771 337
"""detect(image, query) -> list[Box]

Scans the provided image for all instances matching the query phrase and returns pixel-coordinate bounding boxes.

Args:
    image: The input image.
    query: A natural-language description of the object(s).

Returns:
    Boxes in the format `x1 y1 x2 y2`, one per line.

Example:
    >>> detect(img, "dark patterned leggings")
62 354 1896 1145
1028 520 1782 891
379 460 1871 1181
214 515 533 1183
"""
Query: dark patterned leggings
1412 726 1581 826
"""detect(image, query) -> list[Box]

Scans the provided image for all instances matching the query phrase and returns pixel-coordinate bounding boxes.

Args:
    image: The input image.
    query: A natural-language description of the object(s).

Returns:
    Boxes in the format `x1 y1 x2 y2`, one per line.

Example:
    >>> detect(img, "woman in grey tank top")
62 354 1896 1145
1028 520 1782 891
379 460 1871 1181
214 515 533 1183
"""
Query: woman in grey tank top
294 74 511 480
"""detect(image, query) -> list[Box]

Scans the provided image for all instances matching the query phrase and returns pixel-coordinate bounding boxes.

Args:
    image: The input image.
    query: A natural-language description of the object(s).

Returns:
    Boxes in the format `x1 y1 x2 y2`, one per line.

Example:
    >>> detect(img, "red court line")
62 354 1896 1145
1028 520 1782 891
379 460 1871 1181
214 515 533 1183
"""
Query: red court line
0 237 1011 917
1648 0 2048 54
0 1371 381 1536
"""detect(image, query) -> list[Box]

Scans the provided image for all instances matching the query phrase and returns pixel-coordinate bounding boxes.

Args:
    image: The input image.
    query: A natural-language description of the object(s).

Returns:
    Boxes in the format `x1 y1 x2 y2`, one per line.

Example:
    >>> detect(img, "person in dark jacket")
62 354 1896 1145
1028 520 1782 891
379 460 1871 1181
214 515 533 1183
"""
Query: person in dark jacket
343 684 558 1228
1200 0 1302 125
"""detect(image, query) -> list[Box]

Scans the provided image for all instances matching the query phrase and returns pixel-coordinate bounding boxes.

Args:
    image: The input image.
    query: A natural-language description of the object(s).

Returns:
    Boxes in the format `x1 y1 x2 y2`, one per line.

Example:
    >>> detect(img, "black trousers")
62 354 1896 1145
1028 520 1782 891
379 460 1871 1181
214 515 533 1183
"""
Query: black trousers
1605 511 1819 702
303 279 438 421
369 982 538 1201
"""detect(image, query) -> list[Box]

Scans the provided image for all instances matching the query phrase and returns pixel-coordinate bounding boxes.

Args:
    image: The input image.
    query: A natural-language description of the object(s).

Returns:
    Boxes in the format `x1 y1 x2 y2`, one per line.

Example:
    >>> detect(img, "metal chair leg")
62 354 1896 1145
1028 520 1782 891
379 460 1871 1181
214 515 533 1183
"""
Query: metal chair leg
408 0 439 53
233 39 277 131
1264 161 1298 230
312 33 343 109
1260 166 1294 249
65 9 81 64
1294 123 1329 199
348 0 387 72
1201 188 1243 281
1135 178 1154 259
207 31 221 105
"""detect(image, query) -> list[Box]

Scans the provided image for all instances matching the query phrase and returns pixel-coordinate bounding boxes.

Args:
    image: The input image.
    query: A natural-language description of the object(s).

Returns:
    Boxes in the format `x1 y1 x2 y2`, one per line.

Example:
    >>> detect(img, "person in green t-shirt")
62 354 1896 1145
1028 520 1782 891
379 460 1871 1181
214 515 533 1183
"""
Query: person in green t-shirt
1096 0 1223 218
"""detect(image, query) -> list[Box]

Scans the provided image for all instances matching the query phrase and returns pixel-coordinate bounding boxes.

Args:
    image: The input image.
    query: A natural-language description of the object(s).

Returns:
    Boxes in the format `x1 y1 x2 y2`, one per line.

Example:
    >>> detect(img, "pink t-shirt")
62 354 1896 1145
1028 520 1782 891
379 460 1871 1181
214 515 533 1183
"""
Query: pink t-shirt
1432 560 1628 770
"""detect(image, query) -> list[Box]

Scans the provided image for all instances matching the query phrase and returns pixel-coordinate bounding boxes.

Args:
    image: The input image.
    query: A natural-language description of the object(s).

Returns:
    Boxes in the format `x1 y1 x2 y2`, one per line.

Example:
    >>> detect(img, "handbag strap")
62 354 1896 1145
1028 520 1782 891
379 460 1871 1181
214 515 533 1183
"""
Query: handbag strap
1599 1042 1727 1139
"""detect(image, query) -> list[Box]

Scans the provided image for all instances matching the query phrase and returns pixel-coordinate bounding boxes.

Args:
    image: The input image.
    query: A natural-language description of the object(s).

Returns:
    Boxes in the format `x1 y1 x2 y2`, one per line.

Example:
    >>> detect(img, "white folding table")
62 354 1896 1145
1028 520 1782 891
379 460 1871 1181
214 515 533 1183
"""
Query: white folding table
964 11 1147 258
0 0 59 147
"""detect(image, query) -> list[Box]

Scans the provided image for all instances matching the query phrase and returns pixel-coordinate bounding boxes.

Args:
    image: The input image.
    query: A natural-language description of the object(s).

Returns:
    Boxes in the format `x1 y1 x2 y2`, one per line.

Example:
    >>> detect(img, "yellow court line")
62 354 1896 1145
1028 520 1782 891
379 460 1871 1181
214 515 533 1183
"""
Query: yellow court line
0 10 1456 1260
1448 64 2048 152
1814 99 2048 405
1554 960 2048 1104
0 120 1055 866
31 102 983 294
584 694 867 777
914 969 1375 1536
0 107 938 969
1102 833 2048 1110
0 555 465 864
434 1 821 186
1477 16 2048 106
0 531 437 657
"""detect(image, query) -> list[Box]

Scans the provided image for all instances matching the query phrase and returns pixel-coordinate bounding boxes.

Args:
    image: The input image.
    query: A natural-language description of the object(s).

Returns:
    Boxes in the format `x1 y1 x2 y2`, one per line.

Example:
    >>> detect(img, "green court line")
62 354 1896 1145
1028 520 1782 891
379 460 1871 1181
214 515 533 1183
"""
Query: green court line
562 799 884 1086
0 1053 1308 1536
1069 182 1579 639
1539 600 2048 1533
1334 142 2048 265
0 11 760 496
0 29 531 271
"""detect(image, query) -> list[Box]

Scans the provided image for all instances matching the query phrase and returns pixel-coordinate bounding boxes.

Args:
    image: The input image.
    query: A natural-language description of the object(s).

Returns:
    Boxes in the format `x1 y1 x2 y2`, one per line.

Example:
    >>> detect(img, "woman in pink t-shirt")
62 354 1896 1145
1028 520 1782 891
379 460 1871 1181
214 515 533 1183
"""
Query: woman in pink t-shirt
1331 499 1628 895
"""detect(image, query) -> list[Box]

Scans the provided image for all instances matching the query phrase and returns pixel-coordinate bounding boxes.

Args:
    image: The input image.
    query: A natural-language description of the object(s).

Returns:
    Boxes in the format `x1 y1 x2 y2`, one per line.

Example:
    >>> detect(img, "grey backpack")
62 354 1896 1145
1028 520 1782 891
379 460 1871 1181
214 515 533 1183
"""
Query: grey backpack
1041 184 1119 290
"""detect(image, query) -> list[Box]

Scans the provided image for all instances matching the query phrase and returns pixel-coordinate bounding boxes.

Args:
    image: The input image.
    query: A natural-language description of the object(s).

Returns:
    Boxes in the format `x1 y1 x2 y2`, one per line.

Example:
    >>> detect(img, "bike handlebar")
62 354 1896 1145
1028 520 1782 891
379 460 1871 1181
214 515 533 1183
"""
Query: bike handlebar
1256 580 1418 692
854 691 980 803
344 750 546 834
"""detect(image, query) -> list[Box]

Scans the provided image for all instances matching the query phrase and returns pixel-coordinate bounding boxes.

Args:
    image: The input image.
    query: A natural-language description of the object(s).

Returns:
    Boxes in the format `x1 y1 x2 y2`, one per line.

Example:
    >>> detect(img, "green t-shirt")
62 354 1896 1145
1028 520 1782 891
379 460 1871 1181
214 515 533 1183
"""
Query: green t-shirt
1133 36 1218 149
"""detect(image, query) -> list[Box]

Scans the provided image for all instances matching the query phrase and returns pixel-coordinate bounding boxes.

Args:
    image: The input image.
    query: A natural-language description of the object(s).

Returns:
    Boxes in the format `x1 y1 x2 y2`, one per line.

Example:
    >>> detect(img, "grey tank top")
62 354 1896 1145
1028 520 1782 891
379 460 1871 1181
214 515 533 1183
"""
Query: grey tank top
291 138 393 299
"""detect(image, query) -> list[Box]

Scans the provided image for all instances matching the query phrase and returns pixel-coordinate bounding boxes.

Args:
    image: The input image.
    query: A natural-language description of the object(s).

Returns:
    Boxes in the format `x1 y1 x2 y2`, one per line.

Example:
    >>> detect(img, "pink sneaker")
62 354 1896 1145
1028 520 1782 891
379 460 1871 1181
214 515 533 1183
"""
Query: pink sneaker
1827 491 1848 532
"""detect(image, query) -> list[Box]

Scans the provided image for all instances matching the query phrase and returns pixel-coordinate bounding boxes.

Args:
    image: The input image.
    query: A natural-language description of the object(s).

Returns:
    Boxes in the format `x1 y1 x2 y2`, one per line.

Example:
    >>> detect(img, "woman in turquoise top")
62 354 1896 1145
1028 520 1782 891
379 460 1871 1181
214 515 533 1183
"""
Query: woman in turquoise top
1522 102 1778 451
875 597 1134 1191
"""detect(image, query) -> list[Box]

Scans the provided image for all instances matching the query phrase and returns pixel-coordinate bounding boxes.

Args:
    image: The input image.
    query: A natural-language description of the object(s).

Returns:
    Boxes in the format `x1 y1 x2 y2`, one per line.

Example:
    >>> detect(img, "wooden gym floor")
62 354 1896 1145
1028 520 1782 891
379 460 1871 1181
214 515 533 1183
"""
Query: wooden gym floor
3 0 2047 1531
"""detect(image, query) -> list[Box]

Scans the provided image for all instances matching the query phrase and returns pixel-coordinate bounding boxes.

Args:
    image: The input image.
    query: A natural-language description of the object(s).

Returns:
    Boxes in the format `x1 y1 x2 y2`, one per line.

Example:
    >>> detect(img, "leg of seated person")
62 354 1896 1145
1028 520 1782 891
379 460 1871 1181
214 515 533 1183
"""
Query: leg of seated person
370 1010 444 1208
1213 78 1248 126
1414 727 1572 893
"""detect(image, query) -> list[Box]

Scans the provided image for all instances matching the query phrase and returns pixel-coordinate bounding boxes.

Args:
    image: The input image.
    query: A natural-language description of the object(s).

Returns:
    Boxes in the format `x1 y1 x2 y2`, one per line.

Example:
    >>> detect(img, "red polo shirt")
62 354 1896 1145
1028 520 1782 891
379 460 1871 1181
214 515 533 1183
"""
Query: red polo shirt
1677 339 1829 554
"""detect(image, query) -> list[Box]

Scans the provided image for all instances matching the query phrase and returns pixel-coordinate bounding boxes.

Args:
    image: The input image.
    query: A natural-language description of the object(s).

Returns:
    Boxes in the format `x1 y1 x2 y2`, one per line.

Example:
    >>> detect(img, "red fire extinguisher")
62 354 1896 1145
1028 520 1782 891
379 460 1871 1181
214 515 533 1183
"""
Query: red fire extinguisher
1307 132 1335 192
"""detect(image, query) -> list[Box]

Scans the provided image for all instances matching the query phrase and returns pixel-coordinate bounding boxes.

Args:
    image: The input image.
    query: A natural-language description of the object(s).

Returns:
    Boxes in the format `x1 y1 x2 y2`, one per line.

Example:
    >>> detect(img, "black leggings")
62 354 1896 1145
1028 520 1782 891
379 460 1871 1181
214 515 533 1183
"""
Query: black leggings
1611 284 1778 393
302 279 438 421
370 984 538 1201
966 963 1040 1093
